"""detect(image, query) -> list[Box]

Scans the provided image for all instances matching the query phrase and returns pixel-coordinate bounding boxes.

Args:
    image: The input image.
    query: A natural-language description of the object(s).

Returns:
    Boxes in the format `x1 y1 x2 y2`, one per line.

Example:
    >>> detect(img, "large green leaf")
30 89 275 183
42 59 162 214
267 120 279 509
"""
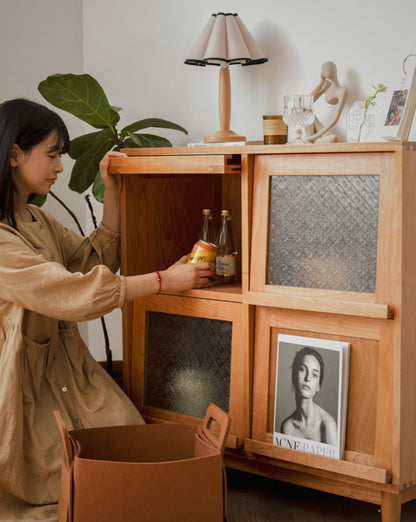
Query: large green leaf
120 118 187 137
92 168 105 203
125 132 172 148
38 73 120 129
69 129 115 193
69 131 104 159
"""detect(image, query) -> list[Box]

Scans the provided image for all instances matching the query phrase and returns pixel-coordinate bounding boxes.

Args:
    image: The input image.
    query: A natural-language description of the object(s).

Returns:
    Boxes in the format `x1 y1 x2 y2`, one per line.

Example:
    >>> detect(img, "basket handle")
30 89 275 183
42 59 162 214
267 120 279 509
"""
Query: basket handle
54 410 79 469
200 403 231 454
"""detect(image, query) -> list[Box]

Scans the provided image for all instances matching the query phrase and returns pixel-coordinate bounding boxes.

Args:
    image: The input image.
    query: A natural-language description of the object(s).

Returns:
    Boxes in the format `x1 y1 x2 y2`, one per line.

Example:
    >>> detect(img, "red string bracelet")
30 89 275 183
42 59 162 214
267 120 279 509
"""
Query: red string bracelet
154 271 161 294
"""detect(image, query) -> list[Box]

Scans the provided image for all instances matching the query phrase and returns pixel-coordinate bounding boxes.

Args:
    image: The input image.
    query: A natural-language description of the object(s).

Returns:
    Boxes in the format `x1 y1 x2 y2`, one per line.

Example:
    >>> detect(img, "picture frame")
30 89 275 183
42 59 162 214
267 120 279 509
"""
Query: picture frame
380 67 416 141
273 334 350 460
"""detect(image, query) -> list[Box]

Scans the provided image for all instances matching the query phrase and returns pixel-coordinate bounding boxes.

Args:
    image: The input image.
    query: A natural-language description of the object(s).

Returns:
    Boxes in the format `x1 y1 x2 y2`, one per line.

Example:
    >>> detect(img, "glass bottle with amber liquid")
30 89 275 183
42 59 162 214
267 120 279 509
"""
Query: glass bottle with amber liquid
199 209 217 245
188 209 217 279
216 209 238 284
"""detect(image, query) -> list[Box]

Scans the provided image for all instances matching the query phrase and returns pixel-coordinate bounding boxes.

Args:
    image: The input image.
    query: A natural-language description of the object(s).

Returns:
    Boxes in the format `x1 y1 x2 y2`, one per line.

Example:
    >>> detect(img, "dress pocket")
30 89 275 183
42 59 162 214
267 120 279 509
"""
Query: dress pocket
21 333 54 403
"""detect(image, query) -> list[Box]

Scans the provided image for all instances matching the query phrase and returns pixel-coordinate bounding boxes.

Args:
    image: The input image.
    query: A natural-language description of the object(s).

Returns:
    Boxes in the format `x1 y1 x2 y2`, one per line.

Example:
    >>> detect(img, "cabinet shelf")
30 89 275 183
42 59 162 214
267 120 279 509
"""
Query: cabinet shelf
244 290 392 319
165 283 243 302
244 438 390 485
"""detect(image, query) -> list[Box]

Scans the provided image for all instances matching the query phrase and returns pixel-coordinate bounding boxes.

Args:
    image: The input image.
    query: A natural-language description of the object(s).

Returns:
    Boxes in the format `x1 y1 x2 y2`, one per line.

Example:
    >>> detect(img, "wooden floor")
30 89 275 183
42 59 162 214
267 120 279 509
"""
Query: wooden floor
226 469 416 521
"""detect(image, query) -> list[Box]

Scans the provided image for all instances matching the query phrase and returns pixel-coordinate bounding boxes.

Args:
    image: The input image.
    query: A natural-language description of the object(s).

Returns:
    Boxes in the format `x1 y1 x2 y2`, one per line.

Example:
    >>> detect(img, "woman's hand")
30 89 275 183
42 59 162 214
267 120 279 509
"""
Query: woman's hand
100 151 127 233
99 150 127 194
160 255 215 292
124 256 216 302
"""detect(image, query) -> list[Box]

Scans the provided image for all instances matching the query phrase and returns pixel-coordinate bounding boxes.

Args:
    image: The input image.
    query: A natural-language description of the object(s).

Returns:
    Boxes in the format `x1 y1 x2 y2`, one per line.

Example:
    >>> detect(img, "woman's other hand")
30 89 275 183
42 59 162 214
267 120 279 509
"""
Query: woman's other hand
99 151 127 194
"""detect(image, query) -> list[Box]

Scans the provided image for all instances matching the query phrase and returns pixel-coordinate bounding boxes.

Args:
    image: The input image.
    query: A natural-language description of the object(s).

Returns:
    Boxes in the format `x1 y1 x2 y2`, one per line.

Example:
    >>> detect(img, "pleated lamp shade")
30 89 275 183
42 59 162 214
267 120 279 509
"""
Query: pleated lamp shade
185 13 268 67
185 13 268 142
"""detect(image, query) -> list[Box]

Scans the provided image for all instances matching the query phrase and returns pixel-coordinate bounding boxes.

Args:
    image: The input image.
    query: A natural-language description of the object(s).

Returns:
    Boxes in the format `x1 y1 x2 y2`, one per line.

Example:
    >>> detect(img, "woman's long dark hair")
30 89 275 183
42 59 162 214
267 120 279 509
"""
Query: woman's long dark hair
0 98 70 228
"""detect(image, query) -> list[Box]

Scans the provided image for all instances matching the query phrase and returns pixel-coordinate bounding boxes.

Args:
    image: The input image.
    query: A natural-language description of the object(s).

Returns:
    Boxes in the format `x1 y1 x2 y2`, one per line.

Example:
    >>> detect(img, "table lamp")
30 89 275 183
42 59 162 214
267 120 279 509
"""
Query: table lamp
185 12 268 143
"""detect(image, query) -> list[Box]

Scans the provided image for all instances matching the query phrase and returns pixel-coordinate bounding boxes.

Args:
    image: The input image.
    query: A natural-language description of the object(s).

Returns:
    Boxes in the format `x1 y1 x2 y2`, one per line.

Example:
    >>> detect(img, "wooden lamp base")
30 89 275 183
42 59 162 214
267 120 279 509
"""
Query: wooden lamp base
205 66 246 144
204 130 246 143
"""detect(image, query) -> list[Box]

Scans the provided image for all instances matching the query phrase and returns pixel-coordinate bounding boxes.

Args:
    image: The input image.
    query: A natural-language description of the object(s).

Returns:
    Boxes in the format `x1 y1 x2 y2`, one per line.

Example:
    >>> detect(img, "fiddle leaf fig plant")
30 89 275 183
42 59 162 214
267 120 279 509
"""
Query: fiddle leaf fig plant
33 73 188 375
38 73 188 202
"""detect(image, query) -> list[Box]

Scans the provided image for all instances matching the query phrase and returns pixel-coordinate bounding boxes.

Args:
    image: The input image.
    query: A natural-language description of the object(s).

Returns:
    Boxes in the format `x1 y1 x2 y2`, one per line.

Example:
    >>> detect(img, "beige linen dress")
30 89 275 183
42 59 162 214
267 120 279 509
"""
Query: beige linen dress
0 204 144 521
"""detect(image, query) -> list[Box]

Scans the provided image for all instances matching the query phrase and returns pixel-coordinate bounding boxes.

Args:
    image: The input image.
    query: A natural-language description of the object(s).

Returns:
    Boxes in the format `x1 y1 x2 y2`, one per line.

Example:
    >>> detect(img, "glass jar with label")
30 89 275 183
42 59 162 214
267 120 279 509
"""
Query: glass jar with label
263 115 288 144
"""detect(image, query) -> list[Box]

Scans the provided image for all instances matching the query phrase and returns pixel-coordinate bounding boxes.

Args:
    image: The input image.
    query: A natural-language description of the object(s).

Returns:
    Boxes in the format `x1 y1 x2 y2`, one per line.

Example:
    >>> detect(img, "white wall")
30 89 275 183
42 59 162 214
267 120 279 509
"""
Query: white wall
0 0 90 342
3 0 416 362
83 0 416 145
1 0 84 225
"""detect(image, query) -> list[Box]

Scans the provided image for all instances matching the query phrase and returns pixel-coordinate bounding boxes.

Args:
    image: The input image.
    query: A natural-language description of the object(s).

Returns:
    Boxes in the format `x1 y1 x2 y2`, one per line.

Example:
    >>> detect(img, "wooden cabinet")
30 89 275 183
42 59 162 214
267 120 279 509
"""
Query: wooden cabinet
111 142 416 522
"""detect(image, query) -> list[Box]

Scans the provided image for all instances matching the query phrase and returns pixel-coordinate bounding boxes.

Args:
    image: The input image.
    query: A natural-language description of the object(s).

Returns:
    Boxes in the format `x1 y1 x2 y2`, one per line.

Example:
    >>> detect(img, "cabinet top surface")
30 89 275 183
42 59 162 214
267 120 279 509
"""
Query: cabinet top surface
120 141 415 157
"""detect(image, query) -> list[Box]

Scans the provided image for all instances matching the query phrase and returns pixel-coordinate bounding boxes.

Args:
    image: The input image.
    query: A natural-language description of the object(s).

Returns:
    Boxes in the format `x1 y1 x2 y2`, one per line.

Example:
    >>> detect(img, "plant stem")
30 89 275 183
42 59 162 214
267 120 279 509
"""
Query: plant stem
85 194 98 228
358 98 373 143
100 316 112 377
357 113 367 143
85 194 113 377
112 125 123 149
357 84 387 143
49 191 85 235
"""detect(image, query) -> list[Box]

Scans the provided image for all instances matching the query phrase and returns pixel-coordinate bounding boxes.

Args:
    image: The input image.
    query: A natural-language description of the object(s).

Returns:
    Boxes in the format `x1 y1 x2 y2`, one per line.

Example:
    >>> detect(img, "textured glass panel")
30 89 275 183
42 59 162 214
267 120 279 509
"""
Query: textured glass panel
144 312 232 418
267 175 380 293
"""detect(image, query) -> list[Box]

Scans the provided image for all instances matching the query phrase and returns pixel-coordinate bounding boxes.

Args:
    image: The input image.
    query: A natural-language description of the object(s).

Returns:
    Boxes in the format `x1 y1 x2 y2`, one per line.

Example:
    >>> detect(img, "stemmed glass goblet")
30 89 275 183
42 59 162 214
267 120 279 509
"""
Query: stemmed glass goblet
283 95 315 144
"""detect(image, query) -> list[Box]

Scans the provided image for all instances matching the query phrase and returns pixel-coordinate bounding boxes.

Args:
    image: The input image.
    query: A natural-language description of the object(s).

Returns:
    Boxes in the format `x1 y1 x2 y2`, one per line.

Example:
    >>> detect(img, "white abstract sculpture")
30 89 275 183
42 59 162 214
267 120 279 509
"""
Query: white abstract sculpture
307 61 347 143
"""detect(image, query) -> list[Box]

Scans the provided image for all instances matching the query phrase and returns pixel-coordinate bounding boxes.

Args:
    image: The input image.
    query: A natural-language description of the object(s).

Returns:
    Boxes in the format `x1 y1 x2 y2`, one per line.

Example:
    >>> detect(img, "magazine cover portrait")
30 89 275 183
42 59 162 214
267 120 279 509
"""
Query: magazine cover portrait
273 334 349 459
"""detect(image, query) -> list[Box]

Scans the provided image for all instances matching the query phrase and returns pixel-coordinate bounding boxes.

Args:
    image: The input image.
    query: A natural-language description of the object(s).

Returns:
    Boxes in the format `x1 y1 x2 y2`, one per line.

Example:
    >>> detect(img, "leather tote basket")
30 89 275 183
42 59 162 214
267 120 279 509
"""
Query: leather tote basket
54 403 231 522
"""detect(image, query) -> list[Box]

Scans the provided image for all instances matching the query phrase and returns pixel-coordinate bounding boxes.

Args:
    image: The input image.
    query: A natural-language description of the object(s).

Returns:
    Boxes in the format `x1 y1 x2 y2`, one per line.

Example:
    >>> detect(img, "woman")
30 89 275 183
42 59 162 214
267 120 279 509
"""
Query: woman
280 347 337 445
0 98 214 521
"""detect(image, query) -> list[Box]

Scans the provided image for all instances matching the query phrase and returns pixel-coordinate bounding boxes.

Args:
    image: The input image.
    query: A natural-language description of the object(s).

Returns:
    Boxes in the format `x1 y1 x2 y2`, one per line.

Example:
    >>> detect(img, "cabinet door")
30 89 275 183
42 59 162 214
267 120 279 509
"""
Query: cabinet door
125 294 251 449
246 306 393 486
248 152 396 319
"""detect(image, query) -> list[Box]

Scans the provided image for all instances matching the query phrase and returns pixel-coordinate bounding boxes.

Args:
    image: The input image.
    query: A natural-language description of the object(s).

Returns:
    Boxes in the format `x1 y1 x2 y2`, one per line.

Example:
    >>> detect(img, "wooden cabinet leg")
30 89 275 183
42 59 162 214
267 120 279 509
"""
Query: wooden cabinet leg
381 492 401 522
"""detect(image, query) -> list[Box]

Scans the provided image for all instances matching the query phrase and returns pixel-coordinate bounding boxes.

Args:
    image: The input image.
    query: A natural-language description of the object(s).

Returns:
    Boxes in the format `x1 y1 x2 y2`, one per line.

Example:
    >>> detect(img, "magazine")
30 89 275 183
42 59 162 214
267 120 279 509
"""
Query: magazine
273 334 350 460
